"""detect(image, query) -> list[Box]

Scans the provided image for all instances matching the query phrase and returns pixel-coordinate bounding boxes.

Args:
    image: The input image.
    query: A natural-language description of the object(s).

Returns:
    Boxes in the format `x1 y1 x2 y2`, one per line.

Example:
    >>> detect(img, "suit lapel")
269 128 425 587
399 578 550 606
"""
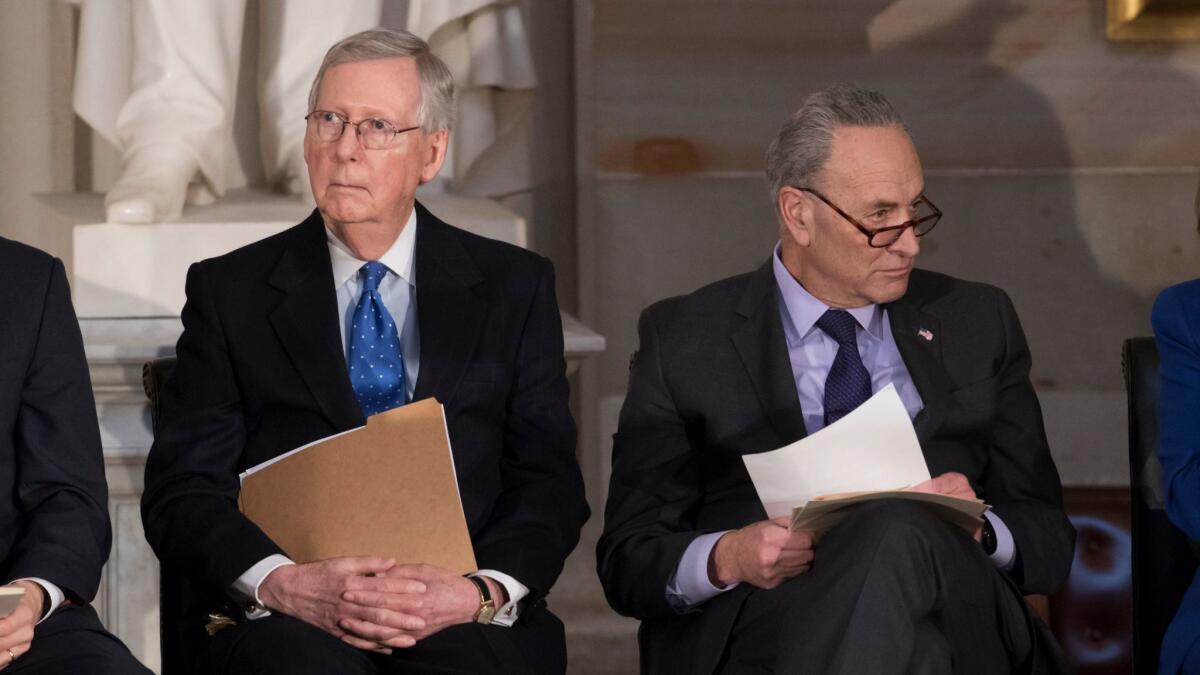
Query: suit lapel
410 202 487 404
268 212 364 431
886 293 953 445
731 261 808 445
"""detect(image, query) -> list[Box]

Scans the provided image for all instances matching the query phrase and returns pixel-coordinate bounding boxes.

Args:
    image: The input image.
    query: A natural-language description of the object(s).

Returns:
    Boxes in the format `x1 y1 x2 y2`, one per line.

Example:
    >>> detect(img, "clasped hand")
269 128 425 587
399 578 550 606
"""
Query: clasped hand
259 557 500 654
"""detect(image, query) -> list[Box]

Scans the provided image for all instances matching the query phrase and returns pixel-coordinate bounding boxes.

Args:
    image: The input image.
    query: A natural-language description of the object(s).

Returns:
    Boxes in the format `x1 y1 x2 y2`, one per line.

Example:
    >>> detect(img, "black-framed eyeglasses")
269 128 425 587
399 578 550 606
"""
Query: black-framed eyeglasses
798 187 942 248
305 110 420 150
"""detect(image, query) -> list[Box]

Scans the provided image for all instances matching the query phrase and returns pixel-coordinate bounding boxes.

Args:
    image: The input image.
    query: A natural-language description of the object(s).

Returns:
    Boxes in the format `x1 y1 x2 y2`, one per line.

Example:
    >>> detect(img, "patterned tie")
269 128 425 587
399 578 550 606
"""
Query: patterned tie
816 309 872 427
347 261 407 417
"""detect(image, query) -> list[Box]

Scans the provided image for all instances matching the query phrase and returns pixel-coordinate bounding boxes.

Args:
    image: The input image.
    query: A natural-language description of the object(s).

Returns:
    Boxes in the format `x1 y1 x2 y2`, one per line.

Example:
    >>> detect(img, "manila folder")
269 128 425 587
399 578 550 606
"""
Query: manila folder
238 398 477 573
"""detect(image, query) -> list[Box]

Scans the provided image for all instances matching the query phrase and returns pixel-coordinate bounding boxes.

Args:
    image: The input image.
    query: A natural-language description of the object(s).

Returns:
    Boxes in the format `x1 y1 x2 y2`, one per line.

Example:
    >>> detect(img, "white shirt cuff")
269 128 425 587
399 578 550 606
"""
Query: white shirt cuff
232 554 295 620
665 531 739 611
471 570 528 627
10 578 64 624
984 511 1017 570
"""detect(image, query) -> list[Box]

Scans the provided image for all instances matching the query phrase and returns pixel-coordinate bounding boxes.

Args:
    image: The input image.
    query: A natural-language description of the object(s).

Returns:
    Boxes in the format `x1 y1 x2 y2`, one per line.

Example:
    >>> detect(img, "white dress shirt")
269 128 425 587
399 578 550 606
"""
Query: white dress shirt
233 209 529 626
664 244 1016 610
8 578 63 624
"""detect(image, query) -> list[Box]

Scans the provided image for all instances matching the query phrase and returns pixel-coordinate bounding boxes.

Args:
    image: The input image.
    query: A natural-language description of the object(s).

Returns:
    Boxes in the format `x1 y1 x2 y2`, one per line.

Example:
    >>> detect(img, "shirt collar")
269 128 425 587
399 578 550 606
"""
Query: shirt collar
326 208 418 289
771 242 884 342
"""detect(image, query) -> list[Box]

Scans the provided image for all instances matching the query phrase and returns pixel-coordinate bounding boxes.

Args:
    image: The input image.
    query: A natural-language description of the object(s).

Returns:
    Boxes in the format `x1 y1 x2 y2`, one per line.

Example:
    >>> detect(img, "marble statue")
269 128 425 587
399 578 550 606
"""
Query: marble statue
72 0 536 223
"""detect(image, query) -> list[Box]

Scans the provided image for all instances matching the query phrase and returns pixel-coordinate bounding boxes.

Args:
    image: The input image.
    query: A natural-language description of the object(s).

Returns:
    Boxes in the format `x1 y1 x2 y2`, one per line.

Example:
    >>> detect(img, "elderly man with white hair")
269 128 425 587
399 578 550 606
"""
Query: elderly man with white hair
142 29 587 674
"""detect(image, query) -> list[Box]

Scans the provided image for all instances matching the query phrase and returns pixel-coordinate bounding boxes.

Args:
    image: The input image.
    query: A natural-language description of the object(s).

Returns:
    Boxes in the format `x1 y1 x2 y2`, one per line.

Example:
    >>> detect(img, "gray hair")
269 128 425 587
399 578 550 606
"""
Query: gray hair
308 28 456 133
765 84 907 199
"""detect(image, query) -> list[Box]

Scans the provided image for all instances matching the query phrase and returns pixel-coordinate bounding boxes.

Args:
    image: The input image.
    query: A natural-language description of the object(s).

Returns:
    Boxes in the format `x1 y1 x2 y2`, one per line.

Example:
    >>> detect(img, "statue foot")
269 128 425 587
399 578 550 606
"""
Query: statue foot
105 146 206 223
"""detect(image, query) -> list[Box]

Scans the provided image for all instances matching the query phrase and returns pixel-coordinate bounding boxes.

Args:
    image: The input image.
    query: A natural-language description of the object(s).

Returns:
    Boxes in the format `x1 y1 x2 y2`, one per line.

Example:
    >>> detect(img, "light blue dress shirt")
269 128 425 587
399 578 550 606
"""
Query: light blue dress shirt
327 213 421 401
665 244 1015 610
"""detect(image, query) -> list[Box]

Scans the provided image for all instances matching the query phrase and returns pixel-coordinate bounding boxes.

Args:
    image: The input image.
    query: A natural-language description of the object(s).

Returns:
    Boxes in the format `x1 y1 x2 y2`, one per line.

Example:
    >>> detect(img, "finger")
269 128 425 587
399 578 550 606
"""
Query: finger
381 563 442 581
776 549 814 567
338 602 426 632
932 472 975 498
338 631 394 654
379 632 420 649
0 625 34 653
907 477 933 491
342 576 427 595
773 560 811 579
769 515 793 528
338 616 414 643
783 530 815 550
335 556 397 576
341 590 425 613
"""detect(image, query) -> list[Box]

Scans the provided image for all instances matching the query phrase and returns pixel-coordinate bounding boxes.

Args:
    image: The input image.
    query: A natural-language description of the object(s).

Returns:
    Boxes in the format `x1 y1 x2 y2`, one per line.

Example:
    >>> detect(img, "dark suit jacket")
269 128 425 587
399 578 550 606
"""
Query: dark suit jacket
0 238 109 603
141 205 588 653
596 261 1075 674
1152 279 1200 675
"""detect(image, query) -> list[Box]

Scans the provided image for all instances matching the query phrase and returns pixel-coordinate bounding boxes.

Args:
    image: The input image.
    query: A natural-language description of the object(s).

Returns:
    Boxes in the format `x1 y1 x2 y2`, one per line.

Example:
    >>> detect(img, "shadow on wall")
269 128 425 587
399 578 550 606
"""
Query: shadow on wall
863 0 1154 395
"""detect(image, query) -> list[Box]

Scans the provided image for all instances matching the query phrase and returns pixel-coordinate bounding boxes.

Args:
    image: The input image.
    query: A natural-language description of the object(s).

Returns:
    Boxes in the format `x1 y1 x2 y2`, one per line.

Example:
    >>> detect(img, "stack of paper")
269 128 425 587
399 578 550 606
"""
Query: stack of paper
742 385 987 534
0 587 23 617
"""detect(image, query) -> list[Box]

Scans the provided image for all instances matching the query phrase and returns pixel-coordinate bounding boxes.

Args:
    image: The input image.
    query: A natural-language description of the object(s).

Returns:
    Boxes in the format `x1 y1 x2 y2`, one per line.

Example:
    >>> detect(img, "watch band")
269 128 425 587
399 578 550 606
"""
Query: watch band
980 518 997 555
466 576 497 625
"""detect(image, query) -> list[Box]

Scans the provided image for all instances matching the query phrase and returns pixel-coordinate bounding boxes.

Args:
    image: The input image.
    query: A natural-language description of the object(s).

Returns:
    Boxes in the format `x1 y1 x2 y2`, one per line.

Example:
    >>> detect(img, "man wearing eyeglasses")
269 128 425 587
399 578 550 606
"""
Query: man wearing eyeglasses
142 28 587 674
597 84 1075 674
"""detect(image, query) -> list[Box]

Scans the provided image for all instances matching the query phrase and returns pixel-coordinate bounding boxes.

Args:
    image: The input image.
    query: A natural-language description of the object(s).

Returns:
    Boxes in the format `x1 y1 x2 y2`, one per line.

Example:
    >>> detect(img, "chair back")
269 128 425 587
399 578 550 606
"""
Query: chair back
1124 337 1198 674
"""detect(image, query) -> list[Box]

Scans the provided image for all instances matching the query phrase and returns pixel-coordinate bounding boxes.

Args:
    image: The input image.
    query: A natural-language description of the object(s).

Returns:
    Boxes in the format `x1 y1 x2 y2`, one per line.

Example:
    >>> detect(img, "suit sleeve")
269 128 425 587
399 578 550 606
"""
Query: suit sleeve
468 259 589 601
981 287 1075 594
1153 284 1200 541
141 262 285 592
597 306 710 619
5 258 110 601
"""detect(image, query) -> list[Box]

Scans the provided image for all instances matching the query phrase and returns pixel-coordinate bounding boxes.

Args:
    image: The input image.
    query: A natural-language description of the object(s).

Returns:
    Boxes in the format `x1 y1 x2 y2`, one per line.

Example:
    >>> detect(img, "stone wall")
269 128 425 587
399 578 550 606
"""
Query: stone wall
576 0 1200 488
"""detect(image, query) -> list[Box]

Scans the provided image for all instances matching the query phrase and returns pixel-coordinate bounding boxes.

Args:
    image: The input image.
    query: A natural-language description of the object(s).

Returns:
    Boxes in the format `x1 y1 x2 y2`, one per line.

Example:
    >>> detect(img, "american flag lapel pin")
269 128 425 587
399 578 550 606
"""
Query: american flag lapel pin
917 328 934 342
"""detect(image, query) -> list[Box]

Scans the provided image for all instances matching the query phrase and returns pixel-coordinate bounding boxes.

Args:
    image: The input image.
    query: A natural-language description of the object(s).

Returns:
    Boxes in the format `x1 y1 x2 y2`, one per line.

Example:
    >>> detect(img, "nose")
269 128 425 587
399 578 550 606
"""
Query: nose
887 224 921 258
332 124 361 162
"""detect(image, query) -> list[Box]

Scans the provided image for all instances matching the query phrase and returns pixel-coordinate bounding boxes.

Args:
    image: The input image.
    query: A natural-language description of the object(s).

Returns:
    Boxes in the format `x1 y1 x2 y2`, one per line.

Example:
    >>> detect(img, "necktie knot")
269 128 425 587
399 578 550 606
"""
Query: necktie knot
816 309 859 347
359 261 388 293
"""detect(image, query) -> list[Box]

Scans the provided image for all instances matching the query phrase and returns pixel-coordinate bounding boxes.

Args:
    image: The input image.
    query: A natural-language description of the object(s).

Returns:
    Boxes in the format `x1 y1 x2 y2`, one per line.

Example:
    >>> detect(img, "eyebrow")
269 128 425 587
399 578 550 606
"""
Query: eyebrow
864 190 926 211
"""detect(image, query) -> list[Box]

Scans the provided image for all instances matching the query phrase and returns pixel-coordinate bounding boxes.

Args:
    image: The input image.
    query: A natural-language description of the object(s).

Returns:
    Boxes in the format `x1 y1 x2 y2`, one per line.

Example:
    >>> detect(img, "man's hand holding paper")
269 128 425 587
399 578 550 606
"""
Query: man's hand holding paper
708 517 815 590
742 385 988 536
907 472 984 542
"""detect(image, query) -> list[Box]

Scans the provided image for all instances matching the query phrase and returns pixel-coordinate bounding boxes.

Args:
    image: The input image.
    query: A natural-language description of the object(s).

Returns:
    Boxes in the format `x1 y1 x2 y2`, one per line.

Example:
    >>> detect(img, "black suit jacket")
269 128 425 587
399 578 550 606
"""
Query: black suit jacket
141 205 588 632
596 261 1075 673
0 238 109 603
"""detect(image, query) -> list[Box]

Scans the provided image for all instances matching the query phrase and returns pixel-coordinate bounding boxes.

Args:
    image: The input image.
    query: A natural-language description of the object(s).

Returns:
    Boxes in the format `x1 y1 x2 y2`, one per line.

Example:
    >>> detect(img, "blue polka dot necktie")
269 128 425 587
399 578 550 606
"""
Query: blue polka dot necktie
816 309 872 427
348 261 407 417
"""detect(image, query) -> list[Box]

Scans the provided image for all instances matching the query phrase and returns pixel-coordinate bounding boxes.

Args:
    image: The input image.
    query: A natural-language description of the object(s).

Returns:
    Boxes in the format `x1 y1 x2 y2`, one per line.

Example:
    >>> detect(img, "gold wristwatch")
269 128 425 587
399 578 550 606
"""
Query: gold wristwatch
467 576 496 624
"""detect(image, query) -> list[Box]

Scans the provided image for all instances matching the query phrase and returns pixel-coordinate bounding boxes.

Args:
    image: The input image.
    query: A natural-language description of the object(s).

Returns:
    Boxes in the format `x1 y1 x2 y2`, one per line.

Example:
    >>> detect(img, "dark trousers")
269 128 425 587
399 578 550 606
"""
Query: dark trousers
9 604 150 674
718 500 1039 675
198 605 565 675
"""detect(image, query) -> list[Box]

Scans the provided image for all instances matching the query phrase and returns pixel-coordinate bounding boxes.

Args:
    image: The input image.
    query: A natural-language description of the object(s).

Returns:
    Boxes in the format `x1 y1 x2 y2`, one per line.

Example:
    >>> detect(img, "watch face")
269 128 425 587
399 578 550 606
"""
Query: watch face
477 605 497 624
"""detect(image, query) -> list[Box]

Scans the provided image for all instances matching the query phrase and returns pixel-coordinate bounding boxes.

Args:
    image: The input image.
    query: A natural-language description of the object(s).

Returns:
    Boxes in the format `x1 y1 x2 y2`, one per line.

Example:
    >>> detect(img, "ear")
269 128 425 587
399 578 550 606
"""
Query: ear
418 128 450 184
778 186 815 247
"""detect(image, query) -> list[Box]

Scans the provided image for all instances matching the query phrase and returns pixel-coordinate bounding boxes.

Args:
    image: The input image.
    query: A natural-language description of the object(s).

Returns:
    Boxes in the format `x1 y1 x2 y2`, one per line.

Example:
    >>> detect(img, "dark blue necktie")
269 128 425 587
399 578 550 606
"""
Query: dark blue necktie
816 309 872 426
348 261 407 417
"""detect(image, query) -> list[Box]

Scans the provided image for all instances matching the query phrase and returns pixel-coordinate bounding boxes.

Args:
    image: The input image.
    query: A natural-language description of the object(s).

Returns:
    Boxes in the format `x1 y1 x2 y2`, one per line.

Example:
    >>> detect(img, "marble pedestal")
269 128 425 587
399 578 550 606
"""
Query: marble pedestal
51 192 604 673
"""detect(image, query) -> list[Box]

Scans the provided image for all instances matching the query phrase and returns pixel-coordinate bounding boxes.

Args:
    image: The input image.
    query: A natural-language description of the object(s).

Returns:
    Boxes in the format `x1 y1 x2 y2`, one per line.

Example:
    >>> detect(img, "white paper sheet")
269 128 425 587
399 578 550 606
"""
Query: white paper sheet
741 384 930 519
239 426 361 483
